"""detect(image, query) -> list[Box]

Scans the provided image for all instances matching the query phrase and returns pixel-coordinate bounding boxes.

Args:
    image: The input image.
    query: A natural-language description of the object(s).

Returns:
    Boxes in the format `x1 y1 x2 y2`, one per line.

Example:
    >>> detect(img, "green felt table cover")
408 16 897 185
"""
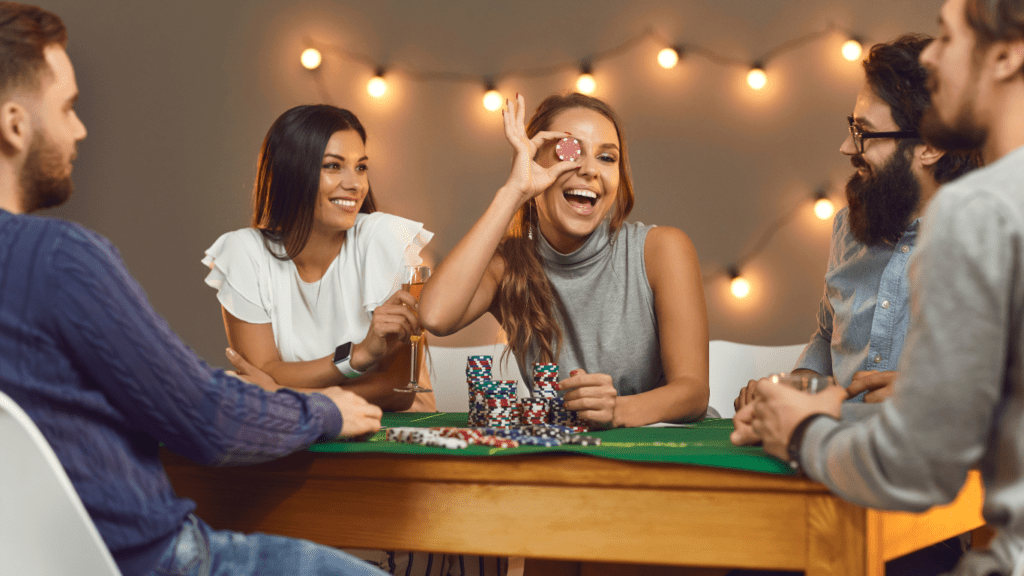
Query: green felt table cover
310 412 793 475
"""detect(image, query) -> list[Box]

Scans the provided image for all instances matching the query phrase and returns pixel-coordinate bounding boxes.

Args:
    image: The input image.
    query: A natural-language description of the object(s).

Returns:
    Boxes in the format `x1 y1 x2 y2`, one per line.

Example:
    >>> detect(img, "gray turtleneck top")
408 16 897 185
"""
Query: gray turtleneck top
518 220 665 398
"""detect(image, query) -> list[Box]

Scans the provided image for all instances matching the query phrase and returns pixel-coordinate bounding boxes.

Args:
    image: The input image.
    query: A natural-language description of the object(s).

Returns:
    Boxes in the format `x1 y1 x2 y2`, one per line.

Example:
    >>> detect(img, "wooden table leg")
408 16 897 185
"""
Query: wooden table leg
806 494 883 576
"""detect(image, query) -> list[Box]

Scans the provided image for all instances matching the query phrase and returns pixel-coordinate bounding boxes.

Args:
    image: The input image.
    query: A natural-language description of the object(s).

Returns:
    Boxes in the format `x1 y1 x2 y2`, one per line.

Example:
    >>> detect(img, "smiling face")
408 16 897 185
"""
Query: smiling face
919 0 990 151
534 107 621 253
840 83 924 245
311 129 369 235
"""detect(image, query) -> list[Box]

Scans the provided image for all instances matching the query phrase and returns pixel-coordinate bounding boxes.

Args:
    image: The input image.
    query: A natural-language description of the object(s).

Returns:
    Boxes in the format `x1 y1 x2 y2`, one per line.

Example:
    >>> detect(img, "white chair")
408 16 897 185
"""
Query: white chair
425 344 525 412
708 340 808 419
0 390 122 576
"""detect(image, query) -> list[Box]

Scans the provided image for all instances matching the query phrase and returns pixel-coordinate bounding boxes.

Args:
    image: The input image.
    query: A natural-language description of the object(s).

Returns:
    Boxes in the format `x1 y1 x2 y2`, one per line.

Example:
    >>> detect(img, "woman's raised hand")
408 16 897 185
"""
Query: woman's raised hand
501 93 578 203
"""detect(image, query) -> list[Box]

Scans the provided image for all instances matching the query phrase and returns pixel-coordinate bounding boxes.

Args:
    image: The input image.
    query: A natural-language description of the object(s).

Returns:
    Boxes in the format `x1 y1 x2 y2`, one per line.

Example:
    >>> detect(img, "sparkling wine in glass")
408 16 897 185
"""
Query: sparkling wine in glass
395 265 431 393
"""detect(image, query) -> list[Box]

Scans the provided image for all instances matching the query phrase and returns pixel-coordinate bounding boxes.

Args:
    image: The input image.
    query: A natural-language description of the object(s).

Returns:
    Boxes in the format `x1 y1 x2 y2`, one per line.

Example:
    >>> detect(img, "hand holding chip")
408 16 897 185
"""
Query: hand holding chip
560 368 618 428
501 93 580 204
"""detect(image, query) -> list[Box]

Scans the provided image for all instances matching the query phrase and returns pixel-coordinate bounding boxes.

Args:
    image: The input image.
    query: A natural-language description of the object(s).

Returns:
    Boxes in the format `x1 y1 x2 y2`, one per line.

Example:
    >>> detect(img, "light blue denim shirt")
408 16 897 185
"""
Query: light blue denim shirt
794 207 918 402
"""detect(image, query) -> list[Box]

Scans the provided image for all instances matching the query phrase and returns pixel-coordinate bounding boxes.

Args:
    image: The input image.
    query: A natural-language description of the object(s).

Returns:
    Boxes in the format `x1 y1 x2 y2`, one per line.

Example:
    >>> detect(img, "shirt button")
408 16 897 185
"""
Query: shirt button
901 245 910 253
874 355 882 364
882 300 890 309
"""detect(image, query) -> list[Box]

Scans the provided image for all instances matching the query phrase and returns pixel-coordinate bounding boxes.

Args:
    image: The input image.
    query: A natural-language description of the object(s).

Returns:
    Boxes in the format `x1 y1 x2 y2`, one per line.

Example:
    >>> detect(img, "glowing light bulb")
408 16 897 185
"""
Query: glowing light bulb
842 39 863 62
731 275 752 299
300 48 322 70
814 197 835 220
576 73 596 95
482 89 503 111
367 76 388 98
657 47 680 69
746 66 767 90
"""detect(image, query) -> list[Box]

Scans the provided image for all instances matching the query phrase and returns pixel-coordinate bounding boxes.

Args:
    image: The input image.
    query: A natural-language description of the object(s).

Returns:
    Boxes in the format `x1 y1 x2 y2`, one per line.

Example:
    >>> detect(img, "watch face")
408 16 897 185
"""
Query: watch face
333 342 352 364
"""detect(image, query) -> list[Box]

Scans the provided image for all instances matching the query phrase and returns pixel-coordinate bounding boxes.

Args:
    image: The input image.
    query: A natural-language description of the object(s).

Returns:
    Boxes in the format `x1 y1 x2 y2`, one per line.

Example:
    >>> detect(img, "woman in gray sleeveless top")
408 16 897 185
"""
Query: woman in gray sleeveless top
420 93 709 427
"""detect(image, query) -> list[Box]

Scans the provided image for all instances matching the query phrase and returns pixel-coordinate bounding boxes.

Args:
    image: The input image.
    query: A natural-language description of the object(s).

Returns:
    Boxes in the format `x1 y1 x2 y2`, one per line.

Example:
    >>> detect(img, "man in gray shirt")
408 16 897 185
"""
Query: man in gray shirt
734 35 979 416
733 0 1024 574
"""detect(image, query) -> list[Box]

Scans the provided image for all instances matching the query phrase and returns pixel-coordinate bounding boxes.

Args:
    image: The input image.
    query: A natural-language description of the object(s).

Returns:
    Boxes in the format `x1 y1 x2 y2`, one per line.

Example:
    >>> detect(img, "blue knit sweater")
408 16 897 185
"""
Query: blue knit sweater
0 210 342 576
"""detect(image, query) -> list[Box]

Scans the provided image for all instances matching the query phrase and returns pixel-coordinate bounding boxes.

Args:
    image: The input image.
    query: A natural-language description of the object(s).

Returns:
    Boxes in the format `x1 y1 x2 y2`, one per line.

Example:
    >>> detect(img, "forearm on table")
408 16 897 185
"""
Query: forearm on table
268 345 417 412
614 379 709 427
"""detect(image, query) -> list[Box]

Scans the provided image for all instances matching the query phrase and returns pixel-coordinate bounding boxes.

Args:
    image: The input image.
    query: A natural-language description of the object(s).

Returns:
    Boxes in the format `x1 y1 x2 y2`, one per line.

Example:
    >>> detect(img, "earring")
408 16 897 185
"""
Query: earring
528 226 533 240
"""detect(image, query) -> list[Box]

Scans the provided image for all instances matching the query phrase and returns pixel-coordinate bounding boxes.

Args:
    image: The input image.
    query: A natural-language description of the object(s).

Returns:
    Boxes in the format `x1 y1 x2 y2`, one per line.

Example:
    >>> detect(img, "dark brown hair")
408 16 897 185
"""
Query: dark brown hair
863 35 981 184
0 2 67 99
252 104 377 260
495 93 635 364
965 0 1024 48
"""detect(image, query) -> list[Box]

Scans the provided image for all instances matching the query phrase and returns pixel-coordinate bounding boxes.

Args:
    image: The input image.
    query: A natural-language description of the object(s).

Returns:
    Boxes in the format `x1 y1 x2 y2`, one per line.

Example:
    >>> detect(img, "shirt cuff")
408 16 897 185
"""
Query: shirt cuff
306 392 343 440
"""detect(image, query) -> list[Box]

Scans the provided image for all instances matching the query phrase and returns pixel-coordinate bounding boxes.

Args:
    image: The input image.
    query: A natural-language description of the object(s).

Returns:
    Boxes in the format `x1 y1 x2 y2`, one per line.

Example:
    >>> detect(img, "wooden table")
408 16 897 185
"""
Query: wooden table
161 448 985 576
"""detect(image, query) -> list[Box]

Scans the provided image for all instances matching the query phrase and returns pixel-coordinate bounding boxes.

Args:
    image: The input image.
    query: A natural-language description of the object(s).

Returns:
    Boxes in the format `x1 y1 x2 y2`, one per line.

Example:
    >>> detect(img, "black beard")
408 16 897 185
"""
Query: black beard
19 131 74 213
845 147 921 246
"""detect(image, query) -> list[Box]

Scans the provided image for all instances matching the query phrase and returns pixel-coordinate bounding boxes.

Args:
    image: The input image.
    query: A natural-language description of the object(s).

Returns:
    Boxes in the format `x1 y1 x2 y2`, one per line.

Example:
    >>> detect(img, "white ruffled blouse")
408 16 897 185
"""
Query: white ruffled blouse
202 212 433 362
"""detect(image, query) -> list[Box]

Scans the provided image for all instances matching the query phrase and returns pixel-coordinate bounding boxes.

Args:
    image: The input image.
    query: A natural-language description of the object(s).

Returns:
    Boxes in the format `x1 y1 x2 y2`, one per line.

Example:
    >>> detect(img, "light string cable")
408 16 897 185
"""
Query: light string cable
304 22 853 97
302 24 854 292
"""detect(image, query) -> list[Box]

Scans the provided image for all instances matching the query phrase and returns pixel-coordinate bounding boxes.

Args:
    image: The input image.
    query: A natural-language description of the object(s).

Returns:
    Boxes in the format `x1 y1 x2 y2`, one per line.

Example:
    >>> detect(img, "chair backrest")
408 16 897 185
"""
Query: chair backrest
708 340 808 419
426 344 525 412
0 390 122 576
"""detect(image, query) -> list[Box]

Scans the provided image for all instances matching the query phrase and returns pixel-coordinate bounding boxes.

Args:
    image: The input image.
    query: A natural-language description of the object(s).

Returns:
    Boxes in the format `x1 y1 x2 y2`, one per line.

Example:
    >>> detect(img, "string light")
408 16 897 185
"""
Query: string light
657 47 680 69
482 83 503 111
300 48 322 70
576 63 596 95
813 190 835 220
367 67 388 98
303 28 865 294
842 38 864 62
746 63 767 90
728 266 752 299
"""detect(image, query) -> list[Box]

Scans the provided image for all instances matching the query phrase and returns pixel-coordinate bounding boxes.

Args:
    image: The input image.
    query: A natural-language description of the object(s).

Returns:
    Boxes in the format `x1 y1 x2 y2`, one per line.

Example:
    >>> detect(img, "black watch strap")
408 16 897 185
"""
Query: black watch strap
787 413 827 475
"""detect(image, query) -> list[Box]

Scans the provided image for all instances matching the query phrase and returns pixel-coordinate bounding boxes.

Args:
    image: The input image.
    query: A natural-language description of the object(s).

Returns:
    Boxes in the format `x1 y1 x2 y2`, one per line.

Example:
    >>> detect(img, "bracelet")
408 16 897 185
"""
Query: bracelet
787 413 828 475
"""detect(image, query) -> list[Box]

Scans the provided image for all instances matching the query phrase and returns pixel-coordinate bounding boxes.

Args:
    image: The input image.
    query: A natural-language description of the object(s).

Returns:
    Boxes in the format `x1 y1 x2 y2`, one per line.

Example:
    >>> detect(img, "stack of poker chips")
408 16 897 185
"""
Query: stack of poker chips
466 356 519 428
481 380 517 427
519 397 549 425
532 363 560 399
532 362 589 430
466 355 492 426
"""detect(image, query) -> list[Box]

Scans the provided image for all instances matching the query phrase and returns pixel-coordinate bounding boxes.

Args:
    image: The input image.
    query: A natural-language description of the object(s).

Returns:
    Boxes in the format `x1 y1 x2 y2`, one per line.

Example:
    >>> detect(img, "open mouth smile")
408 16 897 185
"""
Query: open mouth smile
563 189 599 215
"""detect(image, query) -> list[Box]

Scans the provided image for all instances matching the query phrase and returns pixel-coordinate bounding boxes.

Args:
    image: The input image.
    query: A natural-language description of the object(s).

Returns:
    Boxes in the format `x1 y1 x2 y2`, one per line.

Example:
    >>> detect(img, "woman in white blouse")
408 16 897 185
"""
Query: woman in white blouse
203 105 434 411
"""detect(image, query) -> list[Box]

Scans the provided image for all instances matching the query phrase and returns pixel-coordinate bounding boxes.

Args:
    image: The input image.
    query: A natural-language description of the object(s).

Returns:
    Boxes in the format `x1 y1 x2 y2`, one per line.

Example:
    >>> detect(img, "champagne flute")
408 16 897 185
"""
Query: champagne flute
394 265 431 393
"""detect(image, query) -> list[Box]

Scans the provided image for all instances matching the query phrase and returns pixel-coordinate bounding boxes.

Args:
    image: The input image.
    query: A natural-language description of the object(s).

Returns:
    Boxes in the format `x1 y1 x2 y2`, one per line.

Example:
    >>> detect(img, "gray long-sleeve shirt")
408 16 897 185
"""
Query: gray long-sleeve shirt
801 145 1024 576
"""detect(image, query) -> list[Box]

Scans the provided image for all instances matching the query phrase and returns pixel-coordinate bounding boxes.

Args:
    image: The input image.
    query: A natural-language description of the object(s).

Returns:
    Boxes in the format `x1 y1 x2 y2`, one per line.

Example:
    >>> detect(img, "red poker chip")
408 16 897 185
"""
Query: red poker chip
555 137 582 162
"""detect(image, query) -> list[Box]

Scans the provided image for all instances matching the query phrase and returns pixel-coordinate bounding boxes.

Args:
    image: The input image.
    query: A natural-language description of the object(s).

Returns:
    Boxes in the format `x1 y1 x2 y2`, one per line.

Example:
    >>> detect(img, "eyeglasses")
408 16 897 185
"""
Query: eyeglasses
847 116 919 154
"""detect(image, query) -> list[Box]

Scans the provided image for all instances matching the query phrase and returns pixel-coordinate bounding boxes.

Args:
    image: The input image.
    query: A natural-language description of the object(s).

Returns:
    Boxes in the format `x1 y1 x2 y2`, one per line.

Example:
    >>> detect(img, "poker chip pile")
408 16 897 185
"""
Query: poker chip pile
386 425 600 450
531 363 587 429
466 356 518 427
383 356 601 450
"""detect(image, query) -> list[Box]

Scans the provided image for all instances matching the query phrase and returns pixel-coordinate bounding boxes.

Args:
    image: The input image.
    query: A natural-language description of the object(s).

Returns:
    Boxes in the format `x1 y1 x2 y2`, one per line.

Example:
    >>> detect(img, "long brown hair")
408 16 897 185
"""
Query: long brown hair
252 105 377 260
496 93 635 364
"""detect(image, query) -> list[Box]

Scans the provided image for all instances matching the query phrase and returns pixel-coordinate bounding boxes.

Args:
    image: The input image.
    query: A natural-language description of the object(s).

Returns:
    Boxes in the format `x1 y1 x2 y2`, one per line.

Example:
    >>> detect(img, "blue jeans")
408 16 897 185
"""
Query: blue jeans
149 515 389 576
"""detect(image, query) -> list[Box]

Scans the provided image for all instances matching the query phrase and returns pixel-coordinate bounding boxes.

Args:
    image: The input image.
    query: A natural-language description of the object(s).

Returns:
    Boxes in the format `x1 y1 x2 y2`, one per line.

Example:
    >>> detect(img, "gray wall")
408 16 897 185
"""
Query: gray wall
35 0 943 368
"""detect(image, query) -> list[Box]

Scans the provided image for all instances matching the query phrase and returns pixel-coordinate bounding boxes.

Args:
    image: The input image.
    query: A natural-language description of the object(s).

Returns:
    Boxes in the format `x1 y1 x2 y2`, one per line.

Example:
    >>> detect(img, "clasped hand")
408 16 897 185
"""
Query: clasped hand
730 378 845 460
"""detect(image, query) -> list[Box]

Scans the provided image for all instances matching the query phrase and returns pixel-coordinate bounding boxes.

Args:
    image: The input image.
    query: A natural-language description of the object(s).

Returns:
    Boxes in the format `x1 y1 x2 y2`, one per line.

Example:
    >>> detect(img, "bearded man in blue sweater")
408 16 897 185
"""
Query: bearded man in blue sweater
0 4 394 576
